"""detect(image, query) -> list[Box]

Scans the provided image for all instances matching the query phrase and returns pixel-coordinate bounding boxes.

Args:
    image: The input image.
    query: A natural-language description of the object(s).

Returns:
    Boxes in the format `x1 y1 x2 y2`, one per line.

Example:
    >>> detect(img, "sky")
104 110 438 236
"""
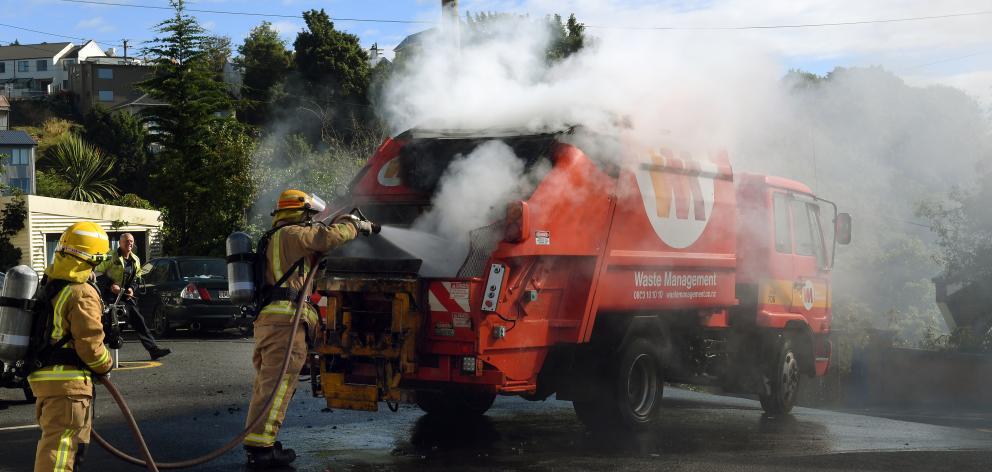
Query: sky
2 0 990 103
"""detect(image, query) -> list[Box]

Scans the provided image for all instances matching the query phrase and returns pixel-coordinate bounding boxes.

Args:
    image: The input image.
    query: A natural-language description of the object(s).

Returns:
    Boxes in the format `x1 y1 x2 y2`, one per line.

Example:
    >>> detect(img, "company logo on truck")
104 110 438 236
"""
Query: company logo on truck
801 279 815 311
377 157 402 187
632 271 718 301
634 151 716 248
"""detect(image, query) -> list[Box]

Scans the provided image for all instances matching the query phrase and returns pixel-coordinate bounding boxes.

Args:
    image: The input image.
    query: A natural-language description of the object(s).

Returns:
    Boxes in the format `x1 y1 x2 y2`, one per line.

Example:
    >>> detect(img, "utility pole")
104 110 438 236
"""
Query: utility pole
122 39 128 63
441 0 459 49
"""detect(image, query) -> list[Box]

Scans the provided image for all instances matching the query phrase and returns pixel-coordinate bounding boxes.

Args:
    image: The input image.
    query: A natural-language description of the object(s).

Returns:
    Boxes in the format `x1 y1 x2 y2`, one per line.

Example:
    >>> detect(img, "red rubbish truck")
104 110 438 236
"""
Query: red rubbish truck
312 128 851 429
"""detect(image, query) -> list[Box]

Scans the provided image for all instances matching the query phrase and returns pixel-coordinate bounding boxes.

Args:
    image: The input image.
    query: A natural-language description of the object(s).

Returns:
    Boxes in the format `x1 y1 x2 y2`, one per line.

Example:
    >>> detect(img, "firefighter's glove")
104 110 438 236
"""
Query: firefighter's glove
334 214 377 236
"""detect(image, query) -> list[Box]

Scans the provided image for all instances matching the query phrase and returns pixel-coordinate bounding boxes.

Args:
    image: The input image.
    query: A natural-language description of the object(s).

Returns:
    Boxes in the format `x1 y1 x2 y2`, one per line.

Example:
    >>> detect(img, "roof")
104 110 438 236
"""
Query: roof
0 130 37 146
394 29 434 54
0 42 72 61
63 45 82 59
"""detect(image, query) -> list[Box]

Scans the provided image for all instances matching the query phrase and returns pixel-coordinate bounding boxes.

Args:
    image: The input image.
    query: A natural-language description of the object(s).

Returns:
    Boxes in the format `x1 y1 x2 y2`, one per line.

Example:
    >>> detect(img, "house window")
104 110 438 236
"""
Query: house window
17 61 29 72
36 60 47 72
97 68 113 79
10 148 29 165
62 80 68 90
9 177 30 194
0 62 5 73
63 59 75 71
98 90 113 102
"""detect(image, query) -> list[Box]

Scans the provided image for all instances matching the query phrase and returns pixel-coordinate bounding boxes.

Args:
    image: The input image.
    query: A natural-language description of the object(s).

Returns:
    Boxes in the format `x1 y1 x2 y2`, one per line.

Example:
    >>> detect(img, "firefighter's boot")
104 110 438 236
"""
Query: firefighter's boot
245 442 297 469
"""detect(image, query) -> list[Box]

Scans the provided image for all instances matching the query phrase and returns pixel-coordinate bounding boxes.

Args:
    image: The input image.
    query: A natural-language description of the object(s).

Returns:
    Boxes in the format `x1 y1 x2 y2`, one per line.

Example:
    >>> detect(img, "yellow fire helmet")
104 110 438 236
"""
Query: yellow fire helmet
271 189 327 225
46 222 111 283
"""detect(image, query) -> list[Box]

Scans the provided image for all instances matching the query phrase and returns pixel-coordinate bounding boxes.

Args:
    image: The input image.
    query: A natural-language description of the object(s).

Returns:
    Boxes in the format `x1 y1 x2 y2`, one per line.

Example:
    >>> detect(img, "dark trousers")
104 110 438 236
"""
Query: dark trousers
122 299 160 353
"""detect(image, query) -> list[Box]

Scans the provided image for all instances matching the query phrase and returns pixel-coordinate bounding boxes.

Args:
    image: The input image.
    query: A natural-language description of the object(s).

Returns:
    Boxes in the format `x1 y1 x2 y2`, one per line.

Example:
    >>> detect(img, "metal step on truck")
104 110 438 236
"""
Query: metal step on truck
311 128 851 430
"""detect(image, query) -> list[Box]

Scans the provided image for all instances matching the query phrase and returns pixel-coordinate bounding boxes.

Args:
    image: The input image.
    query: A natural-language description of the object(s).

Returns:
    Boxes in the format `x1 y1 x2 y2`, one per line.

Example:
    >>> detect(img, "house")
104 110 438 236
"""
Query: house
0 195 162 273
0 129 37 194
0 95 8 130
68 59 161 115
0 41 105 99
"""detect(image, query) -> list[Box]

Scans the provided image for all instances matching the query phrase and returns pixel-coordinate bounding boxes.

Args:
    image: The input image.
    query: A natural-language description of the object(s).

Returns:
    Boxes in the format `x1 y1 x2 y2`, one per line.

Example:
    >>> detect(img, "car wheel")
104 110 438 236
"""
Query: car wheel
759 335 801 415
152 306 172 338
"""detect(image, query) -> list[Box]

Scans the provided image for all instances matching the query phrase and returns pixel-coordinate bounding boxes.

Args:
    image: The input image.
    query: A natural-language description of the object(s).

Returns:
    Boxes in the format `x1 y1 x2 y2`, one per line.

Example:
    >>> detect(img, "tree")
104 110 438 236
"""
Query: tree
202 35 233 78
546 14 585 62
138 0 253 254
44 134 120 203
290 9 371 144
235 22 292 127
81 106 150 196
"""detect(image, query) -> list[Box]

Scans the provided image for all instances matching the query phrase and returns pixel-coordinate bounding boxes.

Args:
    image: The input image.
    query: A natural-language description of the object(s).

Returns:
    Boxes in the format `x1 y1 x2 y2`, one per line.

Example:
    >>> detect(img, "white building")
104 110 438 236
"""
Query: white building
0 195 162 273
0 41 106 99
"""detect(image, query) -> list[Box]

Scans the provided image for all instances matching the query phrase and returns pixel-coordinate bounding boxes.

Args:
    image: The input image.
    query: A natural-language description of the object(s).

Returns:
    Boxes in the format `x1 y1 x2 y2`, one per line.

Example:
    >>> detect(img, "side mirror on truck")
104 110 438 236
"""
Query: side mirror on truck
835 212 852 245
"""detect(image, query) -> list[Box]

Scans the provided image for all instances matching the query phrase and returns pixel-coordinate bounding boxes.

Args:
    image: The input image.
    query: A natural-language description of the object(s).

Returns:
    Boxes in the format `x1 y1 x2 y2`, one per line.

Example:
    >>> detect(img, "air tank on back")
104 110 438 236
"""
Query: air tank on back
0 265 40 364
226 232 255 305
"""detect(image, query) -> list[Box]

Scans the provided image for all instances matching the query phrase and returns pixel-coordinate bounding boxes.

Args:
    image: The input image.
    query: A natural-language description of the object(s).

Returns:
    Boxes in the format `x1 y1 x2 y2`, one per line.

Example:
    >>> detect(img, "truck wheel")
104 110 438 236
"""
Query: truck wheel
416 388 496 417
759 336 801 414
152 306 172 338
573 337 664 430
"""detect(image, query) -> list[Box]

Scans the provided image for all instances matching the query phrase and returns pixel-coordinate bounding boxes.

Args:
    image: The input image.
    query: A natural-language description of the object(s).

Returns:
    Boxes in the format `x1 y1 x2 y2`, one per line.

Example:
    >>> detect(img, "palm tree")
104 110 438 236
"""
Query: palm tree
45 134 120 203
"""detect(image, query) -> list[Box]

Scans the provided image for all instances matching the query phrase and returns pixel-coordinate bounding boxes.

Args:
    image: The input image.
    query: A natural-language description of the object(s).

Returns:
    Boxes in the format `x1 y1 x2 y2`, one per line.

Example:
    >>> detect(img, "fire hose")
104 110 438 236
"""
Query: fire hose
88 255 324 471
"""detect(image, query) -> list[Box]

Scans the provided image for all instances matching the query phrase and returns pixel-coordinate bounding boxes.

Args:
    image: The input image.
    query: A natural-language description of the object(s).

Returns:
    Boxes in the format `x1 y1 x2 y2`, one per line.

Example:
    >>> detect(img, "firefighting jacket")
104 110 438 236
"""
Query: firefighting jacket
257 222 357 328
94 249 143 288
27 282 113 397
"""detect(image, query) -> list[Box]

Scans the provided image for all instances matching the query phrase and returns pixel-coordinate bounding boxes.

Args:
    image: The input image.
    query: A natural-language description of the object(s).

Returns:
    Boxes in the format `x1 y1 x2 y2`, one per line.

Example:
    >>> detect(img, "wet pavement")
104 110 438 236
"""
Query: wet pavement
2 332 991 471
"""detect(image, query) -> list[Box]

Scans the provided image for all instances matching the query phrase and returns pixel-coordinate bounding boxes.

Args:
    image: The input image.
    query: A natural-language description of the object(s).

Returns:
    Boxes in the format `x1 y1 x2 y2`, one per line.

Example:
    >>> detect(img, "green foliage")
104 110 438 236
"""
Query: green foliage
81 107 150 196
139 0 253 256
138 0 232 150
35 168 70 198
0 196 26 270
294 9 370 102
111 193 156 210
202 35 233 79
43 134 120 203
545 14 586 63
235 22 293 127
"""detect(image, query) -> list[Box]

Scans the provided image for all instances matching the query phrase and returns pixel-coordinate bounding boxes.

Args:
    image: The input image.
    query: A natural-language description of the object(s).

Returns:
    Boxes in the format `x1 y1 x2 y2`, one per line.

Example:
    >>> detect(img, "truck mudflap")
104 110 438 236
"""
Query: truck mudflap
314 276 420 411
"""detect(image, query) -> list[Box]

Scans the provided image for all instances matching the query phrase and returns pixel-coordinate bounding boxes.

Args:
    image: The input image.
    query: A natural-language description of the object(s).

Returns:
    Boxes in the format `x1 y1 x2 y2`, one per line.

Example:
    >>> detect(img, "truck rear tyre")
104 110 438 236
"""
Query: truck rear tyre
415 388 496 417
759 336 801 415
573 337 664 430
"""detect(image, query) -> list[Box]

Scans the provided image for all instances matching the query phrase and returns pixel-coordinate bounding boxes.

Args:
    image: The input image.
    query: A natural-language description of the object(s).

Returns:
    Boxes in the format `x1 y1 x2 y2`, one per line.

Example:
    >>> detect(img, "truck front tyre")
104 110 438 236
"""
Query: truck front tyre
415 388 496 417
759 336 801 415
573 337 664 430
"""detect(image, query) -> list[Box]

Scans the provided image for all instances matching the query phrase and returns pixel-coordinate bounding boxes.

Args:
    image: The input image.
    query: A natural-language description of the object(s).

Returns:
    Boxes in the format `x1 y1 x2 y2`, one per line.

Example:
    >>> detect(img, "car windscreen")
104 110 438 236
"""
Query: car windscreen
178 259 226 279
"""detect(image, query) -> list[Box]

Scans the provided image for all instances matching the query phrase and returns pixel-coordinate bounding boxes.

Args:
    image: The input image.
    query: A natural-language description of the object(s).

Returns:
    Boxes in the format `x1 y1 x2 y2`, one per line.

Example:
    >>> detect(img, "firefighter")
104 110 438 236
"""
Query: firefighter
28 222 114 472
243 189 374 469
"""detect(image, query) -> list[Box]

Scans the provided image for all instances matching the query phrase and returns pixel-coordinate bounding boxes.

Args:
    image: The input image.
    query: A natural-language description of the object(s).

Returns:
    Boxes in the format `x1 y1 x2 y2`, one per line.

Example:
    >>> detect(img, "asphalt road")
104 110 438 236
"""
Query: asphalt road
2 332 991 472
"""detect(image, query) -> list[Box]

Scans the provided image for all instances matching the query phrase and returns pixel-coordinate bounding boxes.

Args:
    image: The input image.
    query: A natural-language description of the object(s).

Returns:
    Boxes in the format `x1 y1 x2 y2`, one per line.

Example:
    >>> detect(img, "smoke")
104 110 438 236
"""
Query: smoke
413 140 550 242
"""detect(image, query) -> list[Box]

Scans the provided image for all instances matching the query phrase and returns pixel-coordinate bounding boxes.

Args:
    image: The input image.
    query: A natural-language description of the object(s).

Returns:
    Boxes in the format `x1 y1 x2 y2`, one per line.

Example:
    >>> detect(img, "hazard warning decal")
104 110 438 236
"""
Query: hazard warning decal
428 281 471 313
634 151 717 249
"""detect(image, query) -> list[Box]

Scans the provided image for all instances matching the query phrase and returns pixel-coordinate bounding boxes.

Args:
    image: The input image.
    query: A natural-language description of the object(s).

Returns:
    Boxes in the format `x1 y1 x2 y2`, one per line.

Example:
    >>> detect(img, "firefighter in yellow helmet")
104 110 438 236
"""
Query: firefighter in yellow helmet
243 189 375 469
29 222 113 472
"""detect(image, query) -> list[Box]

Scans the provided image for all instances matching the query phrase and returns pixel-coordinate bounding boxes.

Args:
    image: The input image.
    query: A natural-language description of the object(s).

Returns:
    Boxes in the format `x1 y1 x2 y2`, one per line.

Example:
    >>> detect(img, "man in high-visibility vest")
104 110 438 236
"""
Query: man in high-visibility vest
29 222 114 472
243 189 375 469
95 233 170 360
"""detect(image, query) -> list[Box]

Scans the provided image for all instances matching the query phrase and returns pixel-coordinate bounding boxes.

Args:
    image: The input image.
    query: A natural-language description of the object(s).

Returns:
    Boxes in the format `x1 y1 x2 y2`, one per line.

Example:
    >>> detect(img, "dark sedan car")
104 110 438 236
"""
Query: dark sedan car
137 257 242 337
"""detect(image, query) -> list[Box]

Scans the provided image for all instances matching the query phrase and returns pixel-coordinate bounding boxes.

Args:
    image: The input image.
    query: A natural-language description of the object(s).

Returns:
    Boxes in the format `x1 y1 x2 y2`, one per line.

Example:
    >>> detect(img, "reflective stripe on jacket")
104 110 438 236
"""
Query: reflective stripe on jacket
94 250 143 286
255 222 356 328
28 282 112 397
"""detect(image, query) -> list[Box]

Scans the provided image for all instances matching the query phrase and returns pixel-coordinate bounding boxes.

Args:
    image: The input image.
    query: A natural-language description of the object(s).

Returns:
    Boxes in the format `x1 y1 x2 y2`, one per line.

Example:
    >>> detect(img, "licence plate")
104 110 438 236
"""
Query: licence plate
218 291 230 299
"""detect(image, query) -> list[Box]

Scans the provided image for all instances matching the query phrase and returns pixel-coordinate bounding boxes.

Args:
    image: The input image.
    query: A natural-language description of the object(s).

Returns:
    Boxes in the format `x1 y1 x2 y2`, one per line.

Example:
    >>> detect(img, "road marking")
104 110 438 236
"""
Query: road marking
978 428 992 433
0 424 40 432
116 361 162 371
